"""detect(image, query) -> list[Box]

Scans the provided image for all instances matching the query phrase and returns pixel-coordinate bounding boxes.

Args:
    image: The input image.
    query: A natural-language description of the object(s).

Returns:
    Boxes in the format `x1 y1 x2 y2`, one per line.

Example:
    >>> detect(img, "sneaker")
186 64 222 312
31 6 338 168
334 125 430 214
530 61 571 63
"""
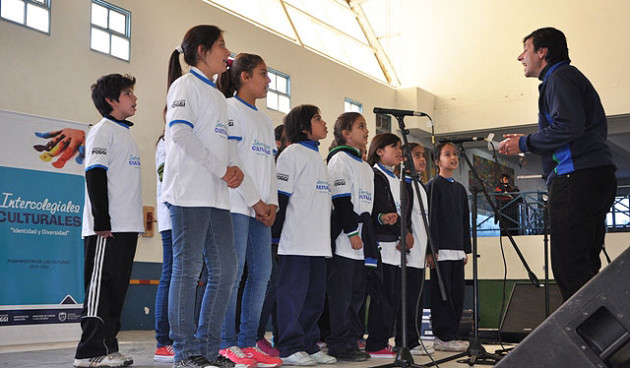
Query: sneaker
242 346 282 367
309 351 337 364
410 343 435 356
281 351 317 366
257 339 280 357
173 355 219 368
432 337 468 352
154 345 175 362
219 346 257 368
109 352 133 366
209 355 236 368
330 348 369 362
73 353 129 367
356 339 366 351
366 345 396 358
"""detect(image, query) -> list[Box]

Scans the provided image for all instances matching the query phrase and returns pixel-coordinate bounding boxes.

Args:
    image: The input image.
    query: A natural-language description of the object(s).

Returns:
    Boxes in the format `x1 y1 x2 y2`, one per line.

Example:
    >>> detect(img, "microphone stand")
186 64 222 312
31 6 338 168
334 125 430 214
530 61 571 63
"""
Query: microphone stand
459 145 541 288
371 113 446 368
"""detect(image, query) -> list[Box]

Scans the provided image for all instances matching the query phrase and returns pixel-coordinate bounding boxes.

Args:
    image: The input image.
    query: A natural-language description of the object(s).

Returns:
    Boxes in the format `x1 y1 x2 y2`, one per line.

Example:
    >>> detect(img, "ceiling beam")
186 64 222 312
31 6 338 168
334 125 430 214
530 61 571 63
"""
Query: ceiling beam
347 0 400 86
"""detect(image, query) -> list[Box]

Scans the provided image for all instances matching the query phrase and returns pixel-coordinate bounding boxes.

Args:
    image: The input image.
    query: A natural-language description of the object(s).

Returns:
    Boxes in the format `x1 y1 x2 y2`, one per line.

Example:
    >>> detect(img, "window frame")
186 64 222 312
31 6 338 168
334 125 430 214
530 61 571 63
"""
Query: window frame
375 113 392 134
0 0 51 35
266 68 291 113
344 97 363 113
90 0 131 62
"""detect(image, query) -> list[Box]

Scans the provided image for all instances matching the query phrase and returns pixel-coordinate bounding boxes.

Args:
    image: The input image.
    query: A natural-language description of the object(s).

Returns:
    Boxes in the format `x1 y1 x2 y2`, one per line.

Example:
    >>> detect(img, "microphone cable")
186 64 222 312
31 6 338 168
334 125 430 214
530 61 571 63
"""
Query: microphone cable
495 233 511 352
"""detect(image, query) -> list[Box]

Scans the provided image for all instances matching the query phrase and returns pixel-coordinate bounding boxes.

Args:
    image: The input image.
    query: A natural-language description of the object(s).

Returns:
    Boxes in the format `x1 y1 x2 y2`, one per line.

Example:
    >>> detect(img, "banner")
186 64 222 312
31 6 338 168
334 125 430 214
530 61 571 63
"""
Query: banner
0 110 87 342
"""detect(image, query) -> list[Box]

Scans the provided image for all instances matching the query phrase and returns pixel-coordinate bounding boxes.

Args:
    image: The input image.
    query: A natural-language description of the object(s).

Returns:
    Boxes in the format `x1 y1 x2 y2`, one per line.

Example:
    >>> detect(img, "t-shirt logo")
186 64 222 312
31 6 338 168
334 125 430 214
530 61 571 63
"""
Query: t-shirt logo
172 100 185 108
359 189 372 202
214 122 227 137
277 173 289 182
251 139 272 156
92 147 107 155
128 154 141 167
316 180 330 193
333 179 346 187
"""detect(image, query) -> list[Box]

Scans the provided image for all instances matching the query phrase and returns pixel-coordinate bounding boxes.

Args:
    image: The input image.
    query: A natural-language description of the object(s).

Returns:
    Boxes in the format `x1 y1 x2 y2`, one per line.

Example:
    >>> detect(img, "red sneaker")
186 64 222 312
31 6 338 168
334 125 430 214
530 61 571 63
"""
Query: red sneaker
219 346 257 368
154 345 174 363
242 346 283 367
256 338 279 357
367 345 396 358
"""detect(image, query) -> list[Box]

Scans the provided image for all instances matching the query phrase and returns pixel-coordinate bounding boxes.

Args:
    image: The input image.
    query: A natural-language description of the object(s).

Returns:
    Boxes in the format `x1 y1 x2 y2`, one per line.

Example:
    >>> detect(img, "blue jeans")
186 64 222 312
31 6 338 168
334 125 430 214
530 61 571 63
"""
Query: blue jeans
168 205 237 362
257 243 279 342
221 213 272 348
155 230 173 347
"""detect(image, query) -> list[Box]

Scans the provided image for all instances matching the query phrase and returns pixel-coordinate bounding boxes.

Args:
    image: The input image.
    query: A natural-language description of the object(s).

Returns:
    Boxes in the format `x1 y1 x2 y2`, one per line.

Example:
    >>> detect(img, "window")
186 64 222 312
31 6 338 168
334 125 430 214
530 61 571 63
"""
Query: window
375 114 391 134
202 0 399 85
344 98 362 113
1 0 50 34
267 69 290 113
90 0 131 61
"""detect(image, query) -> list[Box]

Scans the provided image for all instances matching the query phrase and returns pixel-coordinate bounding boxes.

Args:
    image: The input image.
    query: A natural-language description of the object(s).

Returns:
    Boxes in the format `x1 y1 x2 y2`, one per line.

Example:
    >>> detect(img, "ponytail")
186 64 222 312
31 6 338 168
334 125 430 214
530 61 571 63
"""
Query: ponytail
216 53 265 98
217 68 235 98
167 49 183 91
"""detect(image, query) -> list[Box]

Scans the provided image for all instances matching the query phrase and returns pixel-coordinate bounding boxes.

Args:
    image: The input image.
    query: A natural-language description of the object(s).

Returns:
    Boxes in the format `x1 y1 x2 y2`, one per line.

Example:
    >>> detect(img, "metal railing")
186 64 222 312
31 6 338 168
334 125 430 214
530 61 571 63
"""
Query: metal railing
472 191 630 237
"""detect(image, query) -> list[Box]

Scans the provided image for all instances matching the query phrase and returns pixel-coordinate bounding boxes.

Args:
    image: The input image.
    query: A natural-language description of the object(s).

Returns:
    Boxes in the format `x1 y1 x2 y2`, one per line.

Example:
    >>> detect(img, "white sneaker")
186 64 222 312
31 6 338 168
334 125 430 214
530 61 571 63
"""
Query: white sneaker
282 351 317 366
432 337 468 352
109 352 133 366
73 353 130 367
410 343 435 356
173 355 221 368
310 351 337 364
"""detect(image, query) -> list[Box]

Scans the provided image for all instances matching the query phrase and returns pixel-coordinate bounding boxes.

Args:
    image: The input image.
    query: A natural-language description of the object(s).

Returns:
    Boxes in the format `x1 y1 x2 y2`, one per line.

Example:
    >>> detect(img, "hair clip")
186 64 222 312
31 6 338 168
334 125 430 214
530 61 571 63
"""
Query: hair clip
227 58 234 69
175 45 183 54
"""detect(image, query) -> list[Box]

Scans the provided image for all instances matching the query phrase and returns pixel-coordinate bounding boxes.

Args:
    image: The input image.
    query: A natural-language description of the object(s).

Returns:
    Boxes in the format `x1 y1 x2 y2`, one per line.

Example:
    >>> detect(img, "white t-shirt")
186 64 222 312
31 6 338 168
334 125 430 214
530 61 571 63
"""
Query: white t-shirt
226 96 278 217
328 148 374 260
374 163 401 267
407 177 428 269
155 138 171 232
82 117 143 236
276 142 332 257
161 67 232 209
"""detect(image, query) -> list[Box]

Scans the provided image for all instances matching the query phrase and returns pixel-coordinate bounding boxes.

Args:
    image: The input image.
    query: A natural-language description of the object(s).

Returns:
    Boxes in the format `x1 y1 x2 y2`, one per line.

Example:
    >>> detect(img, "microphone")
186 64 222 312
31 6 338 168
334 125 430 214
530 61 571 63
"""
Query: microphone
438 136 486 143
373 107 428 117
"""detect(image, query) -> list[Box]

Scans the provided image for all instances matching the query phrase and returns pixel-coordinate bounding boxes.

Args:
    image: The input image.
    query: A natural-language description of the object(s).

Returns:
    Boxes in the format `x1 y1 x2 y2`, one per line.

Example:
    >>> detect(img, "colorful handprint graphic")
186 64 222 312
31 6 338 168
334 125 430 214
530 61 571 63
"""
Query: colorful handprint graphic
33 128 85 168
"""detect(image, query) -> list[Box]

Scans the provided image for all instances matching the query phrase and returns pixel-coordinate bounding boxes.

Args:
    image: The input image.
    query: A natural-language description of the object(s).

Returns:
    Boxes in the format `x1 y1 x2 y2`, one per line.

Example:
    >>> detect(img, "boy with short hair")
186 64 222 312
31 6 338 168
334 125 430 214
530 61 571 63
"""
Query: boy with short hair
272 104 337 366
74 73 144 368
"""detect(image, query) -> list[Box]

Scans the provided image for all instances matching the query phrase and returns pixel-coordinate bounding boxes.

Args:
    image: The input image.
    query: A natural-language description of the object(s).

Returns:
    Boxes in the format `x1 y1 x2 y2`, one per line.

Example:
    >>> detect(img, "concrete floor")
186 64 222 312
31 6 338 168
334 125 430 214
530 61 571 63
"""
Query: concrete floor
0 330 515 368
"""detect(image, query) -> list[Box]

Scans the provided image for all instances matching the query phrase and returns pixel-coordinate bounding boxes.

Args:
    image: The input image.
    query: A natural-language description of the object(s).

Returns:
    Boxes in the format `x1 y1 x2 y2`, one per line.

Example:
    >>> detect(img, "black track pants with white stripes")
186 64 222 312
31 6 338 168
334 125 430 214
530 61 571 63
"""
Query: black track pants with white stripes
75 233 138 359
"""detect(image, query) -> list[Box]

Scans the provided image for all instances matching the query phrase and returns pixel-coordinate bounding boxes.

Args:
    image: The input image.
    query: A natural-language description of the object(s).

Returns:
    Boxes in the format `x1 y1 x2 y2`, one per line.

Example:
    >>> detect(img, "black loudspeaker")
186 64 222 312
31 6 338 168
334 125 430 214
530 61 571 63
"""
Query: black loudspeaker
496 246 630 368
499 282 563 342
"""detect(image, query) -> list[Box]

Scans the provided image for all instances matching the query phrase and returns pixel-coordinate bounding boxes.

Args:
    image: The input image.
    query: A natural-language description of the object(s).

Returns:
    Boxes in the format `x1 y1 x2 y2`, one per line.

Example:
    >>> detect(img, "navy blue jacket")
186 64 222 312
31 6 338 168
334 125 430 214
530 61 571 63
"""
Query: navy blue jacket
425 176 471 254
518 61 615 187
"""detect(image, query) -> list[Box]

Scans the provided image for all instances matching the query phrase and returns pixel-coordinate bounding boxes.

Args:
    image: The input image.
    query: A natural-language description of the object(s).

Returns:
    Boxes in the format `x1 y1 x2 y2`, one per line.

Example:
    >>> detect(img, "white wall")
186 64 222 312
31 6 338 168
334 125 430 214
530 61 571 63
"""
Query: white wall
396 0 630 133
473 232 630 280
0 0 398 262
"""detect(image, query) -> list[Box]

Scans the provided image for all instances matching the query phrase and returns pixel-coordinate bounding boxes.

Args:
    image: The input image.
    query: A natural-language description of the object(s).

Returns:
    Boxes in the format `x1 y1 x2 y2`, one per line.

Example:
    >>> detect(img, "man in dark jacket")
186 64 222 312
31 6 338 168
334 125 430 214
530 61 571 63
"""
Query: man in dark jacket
494 173 520 236
499 27 616 301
